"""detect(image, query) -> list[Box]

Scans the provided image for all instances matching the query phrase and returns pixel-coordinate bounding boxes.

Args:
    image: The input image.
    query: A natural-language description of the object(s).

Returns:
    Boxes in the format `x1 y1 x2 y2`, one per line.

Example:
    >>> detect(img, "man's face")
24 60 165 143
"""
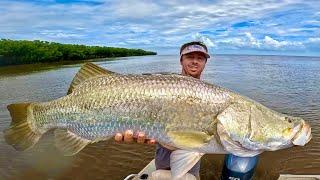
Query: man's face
180 52 207 79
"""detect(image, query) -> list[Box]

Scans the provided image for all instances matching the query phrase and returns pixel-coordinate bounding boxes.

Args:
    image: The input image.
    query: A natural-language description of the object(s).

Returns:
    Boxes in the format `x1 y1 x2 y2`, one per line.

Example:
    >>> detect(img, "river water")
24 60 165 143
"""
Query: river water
0 55 319 179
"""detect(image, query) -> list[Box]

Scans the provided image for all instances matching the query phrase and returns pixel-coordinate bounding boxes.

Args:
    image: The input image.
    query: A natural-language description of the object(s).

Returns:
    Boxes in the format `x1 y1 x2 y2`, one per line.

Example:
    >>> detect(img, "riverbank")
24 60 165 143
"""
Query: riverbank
0 56 154 76
0 39 157 66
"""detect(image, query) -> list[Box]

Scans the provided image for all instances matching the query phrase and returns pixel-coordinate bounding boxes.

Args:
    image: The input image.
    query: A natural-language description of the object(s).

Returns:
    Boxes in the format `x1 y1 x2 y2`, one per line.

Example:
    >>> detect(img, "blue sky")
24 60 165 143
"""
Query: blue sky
1 0 320 56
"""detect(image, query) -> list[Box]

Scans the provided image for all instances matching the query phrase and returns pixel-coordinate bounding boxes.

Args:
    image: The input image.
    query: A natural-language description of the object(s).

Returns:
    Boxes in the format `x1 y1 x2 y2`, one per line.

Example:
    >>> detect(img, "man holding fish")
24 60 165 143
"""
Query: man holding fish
113 41 311 179
4 41 312 180
115 41 210 179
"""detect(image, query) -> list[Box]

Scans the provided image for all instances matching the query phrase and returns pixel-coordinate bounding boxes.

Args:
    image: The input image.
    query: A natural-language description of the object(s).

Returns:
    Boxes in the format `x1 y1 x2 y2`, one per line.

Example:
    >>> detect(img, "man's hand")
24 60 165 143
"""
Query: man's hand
114 130 156 145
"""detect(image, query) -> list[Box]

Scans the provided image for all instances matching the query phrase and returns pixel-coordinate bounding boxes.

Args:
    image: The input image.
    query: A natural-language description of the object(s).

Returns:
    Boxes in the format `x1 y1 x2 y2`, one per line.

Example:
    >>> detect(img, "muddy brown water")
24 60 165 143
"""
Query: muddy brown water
0 55 319 179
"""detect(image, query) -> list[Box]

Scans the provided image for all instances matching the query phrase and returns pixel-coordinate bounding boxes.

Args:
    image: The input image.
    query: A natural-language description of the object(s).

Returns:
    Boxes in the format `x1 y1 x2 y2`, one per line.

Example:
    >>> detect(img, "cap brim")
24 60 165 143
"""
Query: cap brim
182 51 210 58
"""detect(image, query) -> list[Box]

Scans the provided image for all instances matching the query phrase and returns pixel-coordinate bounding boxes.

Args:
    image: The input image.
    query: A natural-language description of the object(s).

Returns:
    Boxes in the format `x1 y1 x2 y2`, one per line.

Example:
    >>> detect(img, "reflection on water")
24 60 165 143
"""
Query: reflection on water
0 55 319 179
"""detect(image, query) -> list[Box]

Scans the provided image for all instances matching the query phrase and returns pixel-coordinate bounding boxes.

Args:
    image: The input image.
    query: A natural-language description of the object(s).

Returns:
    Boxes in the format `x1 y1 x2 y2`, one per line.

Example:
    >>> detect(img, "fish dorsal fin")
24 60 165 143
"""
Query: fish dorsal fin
170 150 204 179
54 129 91 156
67 62 116 94
167 130 212 149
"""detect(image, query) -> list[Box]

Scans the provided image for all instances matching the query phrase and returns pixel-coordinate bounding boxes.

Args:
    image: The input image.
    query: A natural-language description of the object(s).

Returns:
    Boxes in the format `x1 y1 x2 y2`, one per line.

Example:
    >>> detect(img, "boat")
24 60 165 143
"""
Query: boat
123 159 197 180
124 159 320 180
278 174 320 180
123 159 155 180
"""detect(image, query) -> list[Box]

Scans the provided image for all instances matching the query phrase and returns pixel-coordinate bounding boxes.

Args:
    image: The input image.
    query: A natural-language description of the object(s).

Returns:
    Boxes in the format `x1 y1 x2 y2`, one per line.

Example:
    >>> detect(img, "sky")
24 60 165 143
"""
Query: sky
0 0 320 56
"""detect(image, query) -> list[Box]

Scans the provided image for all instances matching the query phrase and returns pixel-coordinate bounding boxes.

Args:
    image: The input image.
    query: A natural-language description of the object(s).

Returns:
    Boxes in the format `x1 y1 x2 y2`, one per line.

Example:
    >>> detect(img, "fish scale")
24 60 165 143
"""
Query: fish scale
4 63 312 178
30 74 231 143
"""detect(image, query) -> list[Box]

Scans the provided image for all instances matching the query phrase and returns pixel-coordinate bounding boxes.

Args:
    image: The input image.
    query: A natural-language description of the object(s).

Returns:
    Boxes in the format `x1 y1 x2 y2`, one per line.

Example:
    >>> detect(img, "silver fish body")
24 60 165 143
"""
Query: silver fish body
4 63 312 179
33 73 231 151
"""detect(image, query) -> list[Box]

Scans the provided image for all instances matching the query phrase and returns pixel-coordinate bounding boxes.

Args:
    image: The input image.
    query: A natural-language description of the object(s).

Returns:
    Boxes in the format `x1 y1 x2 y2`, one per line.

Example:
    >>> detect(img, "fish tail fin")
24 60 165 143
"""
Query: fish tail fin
4 103 42 151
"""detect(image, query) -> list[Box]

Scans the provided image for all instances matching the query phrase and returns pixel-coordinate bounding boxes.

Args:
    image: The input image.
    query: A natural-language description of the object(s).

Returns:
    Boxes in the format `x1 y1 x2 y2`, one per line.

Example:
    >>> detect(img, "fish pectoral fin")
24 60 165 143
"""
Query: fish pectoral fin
168 130 212 149
54 129 91 156
170 150 203 179
68 62 118 94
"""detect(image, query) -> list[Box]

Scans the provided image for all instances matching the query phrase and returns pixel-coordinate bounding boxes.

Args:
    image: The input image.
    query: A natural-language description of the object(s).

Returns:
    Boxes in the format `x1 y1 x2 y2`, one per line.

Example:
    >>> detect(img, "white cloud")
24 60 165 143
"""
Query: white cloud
125 38 152 45
192 33 215 47
217 37 247 49
106 0 161 19
245 32 261 48
40 30 84 39
263 36 303 48
264 36 287 48
0 0 319 55
308 37 320 42
216 33 304 50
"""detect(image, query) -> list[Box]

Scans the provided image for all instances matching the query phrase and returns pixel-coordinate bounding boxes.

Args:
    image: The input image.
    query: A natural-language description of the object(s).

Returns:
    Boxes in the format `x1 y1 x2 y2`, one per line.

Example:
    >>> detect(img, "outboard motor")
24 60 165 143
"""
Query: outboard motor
221 154 259 180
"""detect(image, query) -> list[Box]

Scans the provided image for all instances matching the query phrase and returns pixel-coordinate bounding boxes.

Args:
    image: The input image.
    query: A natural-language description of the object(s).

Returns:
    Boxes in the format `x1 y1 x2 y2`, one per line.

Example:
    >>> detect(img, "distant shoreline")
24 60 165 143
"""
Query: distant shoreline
212 53 320 58
0 55 156 76
0 39 157 66
157 53 320 58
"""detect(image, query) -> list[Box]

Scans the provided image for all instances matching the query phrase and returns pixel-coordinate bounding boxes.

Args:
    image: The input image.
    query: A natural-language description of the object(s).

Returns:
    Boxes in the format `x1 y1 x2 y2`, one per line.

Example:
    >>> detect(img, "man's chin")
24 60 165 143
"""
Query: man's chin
188 68 199 73
188 71 200 78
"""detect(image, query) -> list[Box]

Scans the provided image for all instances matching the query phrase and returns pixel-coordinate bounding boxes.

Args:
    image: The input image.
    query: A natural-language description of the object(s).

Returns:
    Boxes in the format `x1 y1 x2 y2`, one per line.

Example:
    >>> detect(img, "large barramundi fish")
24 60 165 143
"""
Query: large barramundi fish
4 63 312 178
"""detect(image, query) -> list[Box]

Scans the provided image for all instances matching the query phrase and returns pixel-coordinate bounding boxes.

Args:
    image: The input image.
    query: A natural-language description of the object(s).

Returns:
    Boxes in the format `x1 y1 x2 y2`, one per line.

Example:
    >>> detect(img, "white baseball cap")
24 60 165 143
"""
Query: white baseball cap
180 43 210 58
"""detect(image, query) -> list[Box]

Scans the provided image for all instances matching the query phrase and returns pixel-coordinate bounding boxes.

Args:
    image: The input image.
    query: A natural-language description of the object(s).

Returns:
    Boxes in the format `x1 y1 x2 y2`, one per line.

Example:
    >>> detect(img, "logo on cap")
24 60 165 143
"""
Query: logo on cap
181 44 210 58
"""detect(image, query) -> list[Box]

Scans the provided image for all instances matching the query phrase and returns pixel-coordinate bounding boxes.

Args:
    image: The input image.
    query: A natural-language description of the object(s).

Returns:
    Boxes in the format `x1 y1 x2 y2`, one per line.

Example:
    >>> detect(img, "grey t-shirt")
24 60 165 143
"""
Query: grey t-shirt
155 143 201 176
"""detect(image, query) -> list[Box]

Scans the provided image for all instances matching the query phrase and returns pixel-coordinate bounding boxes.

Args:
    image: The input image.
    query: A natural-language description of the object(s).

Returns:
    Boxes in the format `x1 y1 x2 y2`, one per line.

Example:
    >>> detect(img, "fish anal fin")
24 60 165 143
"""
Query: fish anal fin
168 131 212 149
170 150 203 179
54 129 91 156
67 62 117 94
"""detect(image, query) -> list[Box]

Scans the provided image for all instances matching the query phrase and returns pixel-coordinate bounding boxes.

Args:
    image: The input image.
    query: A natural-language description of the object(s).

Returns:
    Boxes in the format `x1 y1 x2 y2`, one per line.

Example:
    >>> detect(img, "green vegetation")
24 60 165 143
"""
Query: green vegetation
0 39 156 66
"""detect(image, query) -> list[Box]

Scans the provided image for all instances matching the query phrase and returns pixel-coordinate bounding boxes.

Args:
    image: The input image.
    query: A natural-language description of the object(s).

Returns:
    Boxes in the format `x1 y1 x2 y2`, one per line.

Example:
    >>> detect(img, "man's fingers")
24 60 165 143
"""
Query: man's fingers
137 132 146 144
115 130 155 145
124 130 134 142
114 133 123 142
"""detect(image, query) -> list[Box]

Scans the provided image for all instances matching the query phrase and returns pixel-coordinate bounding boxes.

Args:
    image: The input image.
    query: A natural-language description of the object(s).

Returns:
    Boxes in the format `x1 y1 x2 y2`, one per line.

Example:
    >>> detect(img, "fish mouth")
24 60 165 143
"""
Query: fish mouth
292 121 312 146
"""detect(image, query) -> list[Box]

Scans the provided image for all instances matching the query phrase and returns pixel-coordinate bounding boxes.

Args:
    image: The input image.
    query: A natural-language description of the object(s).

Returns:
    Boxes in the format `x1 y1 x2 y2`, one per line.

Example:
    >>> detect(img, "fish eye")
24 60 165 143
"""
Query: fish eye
285 117 292 123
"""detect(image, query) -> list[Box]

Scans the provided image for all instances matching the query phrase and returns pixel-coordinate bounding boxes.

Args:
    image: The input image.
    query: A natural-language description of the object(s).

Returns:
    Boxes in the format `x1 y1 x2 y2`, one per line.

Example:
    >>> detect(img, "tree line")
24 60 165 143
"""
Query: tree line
0 39 157 66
